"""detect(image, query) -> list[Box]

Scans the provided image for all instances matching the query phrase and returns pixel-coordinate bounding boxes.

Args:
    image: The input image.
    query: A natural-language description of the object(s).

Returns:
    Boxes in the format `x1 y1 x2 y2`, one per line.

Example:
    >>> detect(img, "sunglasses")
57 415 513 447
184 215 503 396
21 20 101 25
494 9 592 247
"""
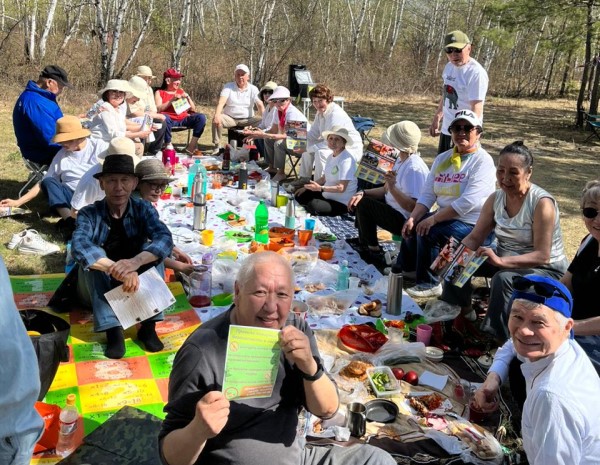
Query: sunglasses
146 183 168 192
445 47 465 54
271 98 288 103
582 207 599 219
512 276 570 303
262 90 274 94
449 124 475 133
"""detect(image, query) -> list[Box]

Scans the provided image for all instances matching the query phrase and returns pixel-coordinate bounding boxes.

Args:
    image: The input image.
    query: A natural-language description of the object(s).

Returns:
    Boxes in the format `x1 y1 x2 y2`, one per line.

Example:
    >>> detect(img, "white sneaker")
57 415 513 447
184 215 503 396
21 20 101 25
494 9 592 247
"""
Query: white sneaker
406 283 443 298
9 229 60 256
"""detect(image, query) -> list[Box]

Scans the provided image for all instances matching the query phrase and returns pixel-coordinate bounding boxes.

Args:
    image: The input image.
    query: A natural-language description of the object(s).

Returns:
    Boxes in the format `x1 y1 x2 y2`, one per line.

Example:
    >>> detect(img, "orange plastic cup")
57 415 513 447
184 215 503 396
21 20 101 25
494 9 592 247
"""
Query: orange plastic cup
318 243 334 260
298 230 313 246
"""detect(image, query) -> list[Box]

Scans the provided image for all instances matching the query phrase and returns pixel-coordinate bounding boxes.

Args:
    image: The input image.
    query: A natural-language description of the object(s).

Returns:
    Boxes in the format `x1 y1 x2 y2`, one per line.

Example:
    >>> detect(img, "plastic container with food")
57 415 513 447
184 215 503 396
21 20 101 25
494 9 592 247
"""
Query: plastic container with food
268 226 295 241
366 366 402 398
269 236 295 252
306 290 359 317
281 246 318 274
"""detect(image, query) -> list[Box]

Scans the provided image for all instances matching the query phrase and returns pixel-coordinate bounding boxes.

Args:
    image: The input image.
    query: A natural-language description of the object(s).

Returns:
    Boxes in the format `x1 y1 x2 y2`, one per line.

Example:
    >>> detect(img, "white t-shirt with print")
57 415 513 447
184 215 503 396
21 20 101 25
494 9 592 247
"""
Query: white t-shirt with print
440 58 488 134
322 149 358 206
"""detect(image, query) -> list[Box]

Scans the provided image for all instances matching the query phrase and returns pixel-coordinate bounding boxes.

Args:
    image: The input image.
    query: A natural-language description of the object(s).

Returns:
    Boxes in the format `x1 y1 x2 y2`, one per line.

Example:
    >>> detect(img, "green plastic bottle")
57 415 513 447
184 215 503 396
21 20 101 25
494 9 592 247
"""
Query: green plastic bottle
254 200 269 244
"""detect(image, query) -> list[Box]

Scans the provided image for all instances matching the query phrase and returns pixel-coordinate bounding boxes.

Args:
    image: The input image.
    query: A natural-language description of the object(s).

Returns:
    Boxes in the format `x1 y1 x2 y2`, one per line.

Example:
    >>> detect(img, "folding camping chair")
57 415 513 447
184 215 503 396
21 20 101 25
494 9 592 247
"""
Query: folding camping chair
18 158 47 198
584 112 600 142
285 147 302 178
351 115 376 143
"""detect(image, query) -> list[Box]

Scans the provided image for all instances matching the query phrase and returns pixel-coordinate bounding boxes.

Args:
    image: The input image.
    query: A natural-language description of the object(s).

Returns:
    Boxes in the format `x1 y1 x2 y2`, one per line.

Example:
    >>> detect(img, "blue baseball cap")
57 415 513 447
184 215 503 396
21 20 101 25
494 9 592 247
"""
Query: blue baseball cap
511 274 573 319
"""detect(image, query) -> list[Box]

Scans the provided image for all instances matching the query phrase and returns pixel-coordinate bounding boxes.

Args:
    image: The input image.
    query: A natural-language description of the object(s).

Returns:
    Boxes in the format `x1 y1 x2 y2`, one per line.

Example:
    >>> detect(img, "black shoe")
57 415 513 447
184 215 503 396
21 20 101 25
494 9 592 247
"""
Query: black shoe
138 321 164 352
56 217 76 240
105 327 125 359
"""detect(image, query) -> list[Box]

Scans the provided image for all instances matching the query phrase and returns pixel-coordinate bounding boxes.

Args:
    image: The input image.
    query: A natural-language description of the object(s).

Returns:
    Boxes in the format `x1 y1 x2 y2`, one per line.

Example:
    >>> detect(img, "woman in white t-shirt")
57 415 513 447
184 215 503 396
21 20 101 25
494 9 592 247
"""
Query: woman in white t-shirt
295 126 358 216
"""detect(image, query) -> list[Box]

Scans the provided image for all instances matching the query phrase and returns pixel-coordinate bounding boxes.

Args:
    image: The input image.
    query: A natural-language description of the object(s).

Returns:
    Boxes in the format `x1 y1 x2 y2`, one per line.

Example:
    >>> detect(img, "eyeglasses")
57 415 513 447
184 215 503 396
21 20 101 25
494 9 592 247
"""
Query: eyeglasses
582 207 599 219
271 98 288 103
262 90 274 95
512 276 571 304
146 182 168 192
449 124 475 133
445 47 465 54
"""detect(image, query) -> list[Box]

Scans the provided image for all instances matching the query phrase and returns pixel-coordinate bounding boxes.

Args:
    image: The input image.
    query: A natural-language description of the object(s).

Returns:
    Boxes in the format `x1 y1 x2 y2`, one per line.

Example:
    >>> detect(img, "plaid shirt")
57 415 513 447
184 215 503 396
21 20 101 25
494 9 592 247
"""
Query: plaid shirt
72 196 173 270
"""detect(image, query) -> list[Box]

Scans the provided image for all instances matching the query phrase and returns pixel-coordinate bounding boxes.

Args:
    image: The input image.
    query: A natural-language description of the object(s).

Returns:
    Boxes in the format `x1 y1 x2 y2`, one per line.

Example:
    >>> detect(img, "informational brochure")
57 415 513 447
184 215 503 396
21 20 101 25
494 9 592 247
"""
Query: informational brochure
139 113 155 142
285 120 308 151
104 267 176 329
222 325 281 400
355 139 399 185
430 237 487 288
171 96 191 115
0 206 31 217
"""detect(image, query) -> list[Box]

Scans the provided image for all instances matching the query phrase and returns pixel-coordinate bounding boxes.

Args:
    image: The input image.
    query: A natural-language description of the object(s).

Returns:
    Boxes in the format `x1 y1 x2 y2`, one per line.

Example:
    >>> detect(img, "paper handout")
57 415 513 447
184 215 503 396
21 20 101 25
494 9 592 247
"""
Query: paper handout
222 325 281 400
430 237 487 288
171 97 191 115
104 267 176 329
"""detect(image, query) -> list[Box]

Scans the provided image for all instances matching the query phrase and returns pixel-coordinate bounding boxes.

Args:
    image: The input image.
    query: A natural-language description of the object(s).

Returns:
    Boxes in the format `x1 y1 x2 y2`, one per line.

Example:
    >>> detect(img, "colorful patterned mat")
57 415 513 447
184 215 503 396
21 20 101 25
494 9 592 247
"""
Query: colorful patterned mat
10 274 198 464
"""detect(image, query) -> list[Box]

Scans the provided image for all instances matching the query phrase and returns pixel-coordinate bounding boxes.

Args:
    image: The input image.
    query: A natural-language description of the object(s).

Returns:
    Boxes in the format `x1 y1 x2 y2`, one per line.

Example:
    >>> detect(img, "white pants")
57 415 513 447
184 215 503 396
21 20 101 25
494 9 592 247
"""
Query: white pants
299 141 332 180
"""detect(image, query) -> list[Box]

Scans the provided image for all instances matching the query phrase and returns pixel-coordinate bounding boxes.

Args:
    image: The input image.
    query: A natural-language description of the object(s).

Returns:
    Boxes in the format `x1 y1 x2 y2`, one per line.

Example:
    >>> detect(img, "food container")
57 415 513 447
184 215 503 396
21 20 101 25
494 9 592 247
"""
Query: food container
307 290 359 318
268 237 295 252
269 226 295 241
366 366 402 398
425 346 444 362
281 246 318 274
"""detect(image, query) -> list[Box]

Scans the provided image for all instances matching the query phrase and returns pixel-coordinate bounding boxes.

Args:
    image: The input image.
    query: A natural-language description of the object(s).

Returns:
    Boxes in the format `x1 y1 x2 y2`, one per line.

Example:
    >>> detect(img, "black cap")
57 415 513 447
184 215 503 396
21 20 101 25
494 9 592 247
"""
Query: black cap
40 65 72 88
94 155 136 179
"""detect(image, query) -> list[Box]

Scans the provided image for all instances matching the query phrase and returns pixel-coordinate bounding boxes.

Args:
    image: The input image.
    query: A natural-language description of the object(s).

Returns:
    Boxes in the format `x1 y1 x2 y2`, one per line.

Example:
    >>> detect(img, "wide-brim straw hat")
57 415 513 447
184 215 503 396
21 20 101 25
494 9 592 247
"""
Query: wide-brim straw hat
94 154 136 179
135 158 176 183
136 65 155 78
52 115 91 143
322 125 351 144
98 79 132 98
260 81 277 93
381 121 421 154
128 76 148 100
98 137 140 166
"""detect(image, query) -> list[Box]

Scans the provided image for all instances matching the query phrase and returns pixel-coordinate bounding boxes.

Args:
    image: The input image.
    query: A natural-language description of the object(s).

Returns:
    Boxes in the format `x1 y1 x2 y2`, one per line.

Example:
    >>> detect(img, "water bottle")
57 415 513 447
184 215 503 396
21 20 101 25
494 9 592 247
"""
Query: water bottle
337 260 350 291
270 180 279 206
188 160 200 197
65 241 75 274
285 197 295 229
193 192 207 231
254 200 269 244
387 264 403 315
222 145 231 171
200 164 208 195
56 394 79 457
238 161 248 190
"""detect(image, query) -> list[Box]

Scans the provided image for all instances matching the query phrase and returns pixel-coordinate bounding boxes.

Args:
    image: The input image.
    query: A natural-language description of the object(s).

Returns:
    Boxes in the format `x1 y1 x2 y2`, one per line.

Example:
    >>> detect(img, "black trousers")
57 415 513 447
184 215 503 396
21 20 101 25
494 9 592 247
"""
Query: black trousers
295 190 348 216
355 196 406 247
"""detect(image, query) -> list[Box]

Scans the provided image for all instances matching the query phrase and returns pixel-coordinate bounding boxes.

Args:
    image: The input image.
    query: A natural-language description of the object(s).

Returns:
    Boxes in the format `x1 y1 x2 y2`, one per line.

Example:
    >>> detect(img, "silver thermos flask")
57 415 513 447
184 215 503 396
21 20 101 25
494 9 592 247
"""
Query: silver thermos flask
387 264 403 315
193 192 207 231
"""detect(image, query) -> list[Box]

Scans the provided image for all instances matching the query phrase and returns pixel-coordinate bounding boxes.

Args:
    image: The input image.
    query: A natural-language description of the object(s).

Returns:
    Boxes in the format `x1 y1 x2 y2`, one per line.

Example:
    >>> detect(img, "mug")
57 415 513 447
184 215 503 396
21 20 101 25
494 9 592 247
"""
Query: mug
346 402 366 437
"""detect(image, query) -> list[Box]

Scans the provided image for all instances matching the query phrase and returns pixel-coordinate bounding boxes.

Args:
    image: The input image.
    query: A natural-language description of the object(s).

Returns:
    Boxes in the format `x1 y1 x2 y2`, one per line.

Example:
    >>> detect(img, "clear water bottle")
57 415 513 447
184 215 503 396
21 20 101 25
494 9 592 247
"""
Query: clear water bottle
337 260 350 290
200 164 208 195
254 200 269 244
56 394 79 457
188 159 200 196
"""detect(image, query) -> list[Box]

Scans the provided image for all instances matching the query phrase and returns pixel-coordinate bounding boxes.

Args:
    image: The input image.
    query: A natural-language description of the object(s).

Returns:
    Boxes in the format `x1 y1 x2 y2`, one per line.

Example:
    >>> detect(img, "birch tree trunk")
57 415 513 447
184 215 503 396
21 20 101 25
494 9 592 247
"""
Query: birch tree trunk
59 0 84 53
172 0 191 69
38 0 58 60
118 0 154 77
386 0 405 61
25 0 37 62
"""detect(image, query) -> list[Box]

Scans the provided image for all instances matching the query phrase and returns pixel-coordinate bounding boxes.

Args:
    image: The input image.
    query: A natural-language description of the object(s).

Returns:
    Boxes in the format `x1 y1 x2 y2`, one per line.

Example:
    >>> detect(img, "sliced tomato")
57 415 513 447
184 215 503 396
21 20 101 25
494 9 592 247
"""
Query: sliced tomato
338 324 388 353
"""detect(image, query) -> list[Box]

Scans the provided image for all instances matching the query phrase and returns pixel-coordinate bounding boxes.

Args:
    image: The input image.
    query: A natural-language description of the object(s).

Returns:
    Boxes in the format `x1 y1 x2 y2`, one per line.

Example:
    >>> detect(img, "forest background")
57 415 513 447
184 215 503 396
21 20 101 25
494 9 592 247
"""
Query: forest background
0 0 599 275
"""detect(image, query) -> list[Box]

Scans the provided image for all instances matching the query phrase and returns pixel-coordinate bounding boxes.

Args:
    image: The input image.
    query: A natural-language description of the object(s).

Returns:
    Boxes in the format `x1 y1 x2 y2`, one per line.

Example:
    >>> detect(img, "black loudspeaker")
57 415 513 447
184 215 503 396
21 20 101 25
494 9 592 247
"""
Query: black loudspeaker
288 64 306 96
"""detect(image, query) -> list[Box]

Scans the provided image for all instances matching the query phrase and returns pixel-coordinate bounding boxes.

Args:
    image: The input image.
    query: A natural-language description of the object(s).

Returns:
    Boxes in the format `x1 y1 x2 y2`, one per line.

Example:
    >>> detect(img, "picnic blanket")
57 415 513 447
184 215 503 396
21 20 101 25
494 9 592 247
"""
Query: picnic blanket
10 274 198 464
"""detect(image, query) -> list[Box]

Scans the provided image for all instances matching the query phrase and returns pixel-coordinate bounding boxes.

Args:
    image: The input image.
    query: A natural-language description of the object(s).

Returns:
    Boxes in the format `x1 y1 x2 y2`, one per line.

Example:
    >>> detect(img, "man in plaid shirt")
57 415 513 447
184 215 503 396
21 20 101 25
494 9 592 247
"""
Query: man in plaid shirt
72 154 173 359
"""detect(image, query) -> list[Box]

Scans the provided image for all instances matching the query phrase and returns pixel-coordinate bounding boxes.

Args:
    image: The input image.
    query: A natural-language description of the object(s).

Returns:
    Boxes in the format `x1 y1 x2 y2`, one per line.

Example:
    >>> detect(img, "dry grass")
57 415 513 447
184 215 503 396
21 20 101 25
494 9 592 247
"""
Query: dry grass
0 83 596 275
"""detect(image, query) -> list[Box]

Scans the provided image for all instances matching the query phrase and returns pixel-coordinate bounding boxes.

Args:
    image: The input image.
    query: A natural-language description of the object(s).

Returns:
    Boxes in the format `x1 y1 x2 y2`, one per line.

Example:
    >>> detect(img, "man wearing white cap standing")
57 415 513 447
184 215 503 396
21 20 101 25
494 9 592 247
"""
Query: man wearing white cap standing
429 30 488 155
211 64 264 151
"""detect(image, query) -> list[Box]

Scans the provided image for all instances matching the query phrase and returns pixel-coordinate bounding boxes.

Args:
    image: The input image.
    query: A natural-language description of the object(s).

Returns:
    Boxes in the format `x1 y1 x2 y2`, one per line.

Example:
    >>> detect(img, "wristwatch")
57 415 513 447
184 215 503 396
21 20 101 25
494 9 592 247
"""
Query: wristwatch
299 356 324 382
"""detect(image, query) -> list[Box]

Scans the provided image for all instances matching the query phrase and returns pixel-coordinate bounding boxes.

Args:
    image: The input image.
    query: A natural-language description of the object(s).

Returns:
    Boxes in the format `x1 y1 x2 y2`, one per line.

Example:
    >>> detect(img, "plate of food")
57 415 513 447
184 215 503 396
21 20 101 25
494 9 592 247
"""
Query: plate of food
314 232 337 242
217 211 240 222
225 230 253 243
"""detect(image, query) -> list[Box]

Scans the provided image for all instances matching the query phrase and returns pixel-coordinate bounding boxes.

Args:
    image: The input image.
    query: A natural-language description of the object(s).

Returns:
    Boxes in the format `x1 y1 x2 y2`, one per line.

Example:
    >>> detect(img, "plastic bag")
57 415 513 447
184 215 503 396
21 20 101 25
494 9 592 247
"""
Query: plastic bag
33 402 61 453
230 146 250 162
306 290 360 317
296 260 339 289
254 179 271 200
211 258 242 294
372 341 427 365
423 299 461 323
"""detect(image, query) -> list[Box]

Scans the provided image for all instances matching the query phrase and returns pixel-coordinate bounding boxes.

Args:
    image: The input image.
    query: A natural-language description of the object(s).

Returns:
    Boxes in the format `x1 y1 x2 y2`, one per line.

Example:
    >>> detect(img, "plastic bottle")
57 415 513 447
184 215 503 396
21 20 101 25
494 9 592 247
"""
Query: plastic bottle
222 145 231 171
238 161 248 190
65 241 75 274
188 265 211 308
188 160 200 197
336 260 350 291
56 394 79 457
254 200 269 244
163 143 176 166
285 197 295 229
199 164 209 195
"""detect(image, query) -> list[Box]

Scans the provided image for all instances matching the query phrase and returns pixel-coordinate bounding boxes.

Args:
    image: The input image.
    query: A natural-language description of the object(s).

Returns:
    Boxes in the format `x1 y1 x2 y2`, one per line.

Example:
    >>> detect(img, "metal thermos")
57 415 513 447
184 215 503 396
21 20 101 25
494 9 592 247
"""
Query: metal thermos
193 192 207 231
270 180 279 206
387 264 403 315
285 197 295 229
238 161 248 190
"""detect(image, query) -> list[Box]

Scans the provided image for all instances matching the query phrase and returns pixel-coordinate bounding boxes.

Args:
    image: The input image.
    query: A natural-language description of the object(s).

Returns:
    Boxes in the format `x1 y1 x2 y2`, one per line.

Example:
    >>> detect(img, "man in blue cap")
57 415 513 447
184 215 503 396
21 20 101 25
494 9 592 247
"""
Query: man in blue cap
473 275 600 465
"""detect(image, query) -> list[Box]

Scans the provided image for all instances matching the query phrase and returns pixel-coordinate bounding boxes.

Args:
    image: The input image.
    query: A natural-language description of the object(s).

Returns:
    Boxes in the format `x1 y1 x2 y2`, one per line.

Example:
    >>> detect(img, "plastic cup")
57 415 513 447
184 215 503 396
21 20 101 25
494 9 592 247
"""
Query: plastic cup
318 243 334 260
276 195 288 208
304 218 316 231
298 230 313 246
348 276 360 289
416 324 433 345
201 229 214 246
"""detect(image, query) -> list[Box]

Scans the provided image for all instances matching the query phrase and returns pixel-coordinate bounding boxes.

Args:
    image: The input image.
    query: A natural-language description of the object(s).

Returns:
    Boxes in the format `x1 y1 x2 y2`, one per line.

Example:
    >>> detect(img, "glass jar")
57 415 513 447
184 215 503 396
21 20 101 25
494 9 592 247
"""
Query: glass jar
188 265 212 308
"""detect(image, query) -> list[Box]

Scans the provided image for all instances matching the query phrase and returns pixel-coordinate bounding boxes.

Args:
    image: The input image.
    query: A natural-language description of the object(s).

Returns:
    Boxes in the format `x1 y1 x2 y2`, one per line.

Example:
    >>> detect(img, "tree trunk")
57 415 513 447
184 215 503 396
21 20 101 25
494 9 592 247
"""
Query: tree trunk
59 0 84 53
38 0 58 60
118 0 154 77
386 0 405 62
172 0 191 69
576 0 594 127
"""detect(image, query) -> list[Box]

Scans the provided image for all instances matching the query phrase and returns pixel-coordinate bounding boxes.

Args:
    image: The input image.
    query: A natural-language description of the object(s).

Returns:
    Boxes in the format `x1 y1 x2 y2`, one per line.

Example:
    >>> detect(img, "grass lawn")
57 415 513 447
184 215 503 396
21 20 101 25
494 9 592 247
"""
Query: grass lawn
0 85 597 276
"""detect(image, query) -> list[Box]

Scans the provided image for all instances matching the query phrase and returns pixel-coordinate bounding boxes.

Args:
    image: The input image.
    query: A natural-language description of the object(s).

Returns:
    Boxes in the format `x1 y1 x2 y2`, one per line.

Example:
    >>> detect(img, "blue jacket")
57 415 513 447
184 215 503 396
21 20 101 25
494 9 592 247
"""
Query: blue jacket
13 80 63 164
